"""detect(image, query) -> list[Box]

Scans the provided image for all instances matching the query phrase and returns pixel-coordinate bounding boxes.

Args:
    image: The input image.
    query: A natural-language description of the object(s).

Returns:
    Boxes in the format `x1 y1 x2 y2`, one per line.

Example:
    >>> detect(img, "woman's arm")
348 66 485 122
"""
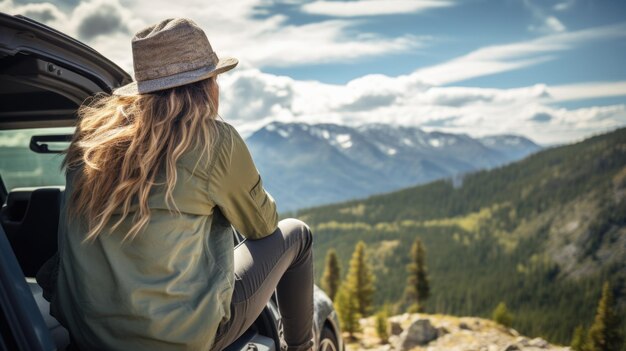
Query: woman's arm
208 123 279 239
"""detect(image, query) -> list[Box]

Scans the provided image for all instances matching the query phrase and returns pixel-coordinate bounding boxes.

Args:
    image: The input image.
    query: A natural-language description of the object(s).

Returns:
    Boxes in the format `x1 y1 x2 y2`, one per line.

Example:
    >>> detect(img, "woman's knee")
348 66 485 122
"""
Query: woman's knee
278 218 312 248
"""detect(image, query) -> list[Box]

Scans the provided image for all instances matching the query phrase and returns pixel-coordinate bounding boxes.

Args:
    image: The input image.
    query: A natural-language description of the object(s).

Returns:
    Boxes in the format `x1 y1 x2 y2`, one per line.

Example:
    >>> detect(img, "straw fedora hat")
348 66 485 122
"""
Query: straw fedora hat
113 18 238 96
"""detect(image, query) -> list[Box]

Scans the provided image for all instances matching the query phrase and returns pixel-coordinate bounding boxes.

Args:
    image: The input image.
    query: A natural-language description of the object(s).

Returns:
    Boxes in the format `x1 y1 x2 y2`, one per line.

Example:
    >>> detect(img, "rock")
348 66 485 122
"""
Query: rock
390 321 403 336
436 326 449 337
394 318 438 351
508 328 520 337
459 322 471 330
514 337 529 346
399 313 411 322
502 344 520 351
528 337 548 348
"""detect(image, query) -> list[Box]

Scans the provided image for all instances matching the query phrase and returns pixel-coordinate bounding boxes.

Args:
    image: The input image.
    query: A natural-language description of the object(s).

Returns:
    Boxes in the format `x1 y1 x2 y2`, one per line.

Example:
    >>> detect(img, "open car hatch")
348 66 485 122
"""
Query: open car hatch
0 13 132 130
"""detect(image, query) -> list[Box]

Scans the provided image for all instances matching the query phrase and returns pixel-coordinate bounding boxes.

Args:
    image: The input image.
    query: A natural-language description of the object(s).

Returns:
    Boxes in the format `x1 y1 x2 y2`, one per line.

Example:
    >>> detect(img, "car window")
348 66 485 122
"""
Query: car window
0 128 74 191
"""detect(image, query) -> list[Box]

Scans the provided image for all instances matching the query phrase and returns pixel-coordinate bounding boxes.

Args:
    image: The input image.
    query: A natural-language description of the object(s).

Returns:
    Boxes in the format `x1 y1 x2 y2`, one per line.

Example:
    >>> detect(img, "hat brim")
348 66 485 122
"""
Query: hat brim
112 57 238 96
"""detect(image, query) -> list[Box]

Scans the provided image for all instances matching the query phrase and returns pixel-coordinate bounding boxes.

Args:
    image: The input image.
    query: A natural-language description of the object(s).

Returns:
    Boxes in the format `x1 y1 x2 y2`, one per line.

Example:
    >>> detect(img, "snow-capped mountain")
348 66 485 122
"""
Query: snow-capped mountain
478 134 543 160
246 122 541 211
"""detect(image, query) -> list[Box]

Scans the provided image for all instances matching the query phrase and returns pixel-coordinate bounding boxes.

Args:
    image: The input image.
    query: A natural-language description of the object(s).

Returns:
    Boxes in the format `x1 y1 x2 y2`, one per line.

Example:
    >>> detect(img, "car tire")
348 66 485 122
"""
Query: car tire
318 325 338 351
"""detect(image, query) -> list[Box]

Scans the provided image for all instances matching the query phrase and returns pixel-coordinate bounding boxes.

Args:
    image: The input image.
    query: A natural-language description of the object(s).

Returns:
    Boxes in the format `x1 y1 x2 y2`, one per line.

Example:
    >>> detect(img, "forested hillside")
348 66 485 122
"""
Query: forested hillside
293 127 626 345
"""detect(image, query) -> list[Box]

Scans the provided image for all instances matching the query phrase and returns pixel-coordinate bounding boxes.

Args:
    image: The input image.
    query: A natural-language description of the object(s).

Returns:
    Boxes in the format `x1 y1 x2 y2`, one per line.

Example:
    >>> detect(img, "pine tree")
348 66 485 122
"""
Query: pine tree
570 325 589 351
404 238 430 312
335 284 361 340
492 302 513 328
588 282 623 351
343 241 375 317
321 249 341 301
375 307 390 344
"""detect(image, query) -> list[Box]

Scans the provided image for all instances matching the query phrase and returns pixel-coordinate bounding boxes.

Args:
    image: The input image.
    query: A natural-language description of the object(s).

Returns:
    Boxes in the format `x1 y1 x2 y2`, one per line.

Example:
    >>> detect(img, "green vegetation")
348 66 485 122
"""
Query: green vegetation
492 302 513 328
335 284 361 340
375 308 389 344
588 282 623 351
298 127 626 346
344 241 375 317
571 325 589 351
404 238 430 312
335 241 376 340
321 249 341 301
569 282 624 351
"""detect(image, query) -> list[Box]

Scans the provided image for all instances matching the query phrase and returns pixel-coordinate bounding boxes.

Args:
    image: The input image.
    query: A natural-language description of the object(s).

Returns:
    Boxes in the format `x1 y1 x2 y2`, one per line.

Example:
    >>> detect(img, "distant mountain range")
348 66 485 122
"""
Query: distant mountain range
246 122 541 211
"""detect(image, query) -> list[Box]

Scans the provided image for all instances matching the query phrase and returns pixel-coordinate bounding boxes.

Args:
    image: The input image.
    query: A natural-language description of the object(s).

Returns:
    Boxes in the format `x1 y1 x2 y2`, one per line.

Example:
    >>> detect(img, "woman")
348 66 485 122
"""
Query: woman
48 18 315 351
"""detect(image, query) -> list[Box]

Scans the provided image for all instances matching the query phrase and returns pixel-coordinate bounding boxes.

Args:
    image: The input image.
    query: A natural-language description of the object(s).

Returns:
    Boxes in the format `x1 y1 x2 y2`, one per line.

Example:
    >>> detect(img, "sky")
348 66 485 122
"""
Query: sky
1 0 625 145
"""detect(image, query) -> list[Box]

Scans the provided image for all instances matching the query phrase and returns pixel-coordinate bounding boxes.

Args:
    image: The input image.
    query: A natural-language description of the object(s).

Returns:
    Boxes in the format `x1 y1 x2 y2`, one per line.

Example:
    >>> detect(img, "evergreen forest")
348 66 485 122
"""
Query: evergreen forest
289 127 626 347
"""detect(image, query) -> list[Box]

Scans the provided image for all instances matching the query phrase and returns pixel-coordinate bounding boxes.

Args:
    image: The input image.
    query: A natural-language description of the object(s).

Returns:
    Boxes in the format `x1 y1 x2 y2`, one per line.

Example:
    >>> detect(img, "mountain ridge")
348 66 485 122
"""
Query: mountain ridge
246 122 541 211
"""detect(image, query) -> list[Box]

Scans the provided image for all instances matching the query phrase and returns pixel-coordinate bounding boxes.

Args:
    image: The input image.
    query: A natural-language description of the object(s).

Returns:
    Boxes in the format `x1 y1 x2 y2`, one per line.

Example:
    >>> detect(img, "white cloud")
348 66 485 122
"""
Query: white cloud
232 20 425 67
137 0 427 69
71 0 137 40
554 0 575 11
218 68 296 132
543 16 566 33
218 65 626 144
1 0 144 70
0 0 68 28
528 16 567 34
2 0 624 145
413 56 555 86
8 0 605 85
301 0 454 17
1 0 427 72
1 0 141 36
524 0 567 34
411 22 626 85
548 81 626 102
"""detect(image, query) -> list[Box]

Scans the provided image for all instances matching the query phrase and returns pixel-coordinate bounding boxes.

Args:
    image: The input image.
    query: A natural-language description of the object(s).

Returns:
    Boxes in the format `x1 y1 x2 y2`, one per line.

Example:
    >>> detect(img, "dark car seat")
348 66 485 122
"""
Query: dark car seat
0 187 62 277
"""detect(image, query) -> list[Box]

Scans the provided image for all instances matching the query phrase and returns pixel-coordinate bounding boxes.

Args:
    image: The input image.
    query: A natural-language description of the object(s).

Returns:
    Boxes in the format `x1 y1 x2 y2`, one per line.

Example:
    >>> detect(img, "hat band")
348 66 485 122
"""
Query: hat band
134 51 218 81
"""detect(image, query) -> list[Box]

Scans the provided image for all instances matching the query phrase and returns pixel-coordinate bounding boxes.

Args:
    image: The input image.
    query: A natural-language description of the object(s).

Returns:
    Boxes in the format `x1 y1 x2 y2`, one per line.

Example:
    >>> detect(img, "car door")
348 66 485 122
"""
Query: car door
0 224 55 351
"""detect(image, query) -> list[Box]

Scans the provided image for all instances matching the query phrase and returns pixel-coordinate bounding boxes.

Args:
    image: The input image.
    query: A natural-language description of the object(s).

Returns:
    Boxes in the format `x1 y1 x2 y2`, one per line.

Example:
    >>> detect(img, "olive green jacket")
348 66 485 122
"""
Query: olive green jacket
50 121 278 350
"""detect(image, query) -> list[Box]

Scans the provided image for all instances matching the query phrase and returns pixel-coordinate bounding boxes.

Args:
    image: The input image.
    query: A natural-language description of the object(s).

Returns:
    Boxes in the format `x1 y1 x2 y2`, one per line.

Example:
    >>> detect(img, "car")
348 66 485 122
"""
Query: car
0 13 343 351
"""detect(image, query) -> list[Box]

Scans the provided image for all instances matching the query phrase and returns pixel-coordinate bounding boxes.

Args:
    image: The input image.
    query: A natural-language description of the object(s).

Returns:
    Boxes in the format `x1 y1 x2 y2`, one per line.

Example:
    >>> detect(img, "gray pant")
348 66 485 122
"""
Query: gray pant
210 218 315 351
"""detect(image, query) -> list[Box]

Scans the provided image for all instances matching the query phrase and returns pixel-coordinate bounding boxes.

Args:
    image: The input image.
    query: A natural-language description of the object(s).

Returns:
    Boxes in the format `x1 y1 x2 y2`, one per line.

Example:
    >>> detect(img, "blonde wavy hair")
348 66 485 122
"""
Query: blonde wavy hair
63 77 220 242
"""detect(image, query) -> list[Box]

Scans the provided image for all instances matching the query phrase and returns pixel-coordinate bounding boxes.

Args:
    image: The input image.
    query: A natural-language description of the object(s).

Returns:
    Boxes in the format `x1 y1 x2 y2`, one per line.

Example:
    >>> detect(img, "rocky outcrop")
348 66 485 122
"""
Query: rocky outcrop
390 321 403 336
394 318 438 350
345 313 569 351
